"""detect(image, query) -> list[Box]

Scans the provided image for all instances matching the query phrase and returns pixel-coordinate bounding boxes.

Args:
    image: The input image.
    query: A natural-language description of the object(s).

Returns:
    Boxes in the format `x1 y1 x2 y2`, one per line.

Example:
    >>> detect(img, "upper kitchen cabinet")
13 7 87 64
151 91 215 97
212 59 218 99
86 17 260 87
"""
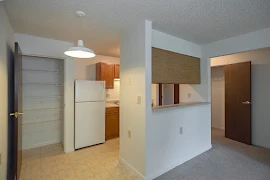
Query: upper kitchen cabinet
96 62 114 89
114 64 120 79
152 47 201 84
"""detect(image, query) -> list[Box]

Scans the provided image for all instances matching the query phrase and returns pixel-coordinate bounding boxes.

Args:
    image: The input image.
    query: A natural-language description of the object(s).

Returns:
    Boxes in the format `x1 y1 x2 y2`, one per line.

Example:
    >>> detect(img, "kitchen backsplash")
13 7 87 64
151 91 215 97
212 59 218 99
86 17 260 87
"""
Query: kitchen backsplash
106 80 120 100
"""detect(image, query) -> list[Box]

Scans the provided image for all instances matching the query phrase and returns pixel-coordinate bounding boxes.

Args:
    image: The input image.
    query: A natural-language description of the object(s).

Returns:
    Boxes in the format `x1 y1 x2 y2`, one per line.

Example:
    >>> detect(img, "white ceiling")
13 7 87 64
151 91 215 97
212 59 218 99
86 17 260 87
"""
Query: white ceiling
4 0 270 57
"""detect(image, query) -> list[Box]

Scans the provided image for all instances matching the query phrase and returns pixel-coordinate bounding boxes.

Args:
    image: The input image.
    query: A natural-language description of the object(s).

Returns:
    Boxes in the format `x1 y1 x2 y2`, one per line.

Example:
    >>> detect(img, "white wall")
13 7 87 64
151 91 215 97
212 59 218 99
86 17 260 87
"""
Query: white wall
211 66 225 130
0 4 14 180
211 48 270 149
73 55 120 100
146 30 211 179
14 33 75 153
148 105 211 179
120 20 152 178
64 58 74 153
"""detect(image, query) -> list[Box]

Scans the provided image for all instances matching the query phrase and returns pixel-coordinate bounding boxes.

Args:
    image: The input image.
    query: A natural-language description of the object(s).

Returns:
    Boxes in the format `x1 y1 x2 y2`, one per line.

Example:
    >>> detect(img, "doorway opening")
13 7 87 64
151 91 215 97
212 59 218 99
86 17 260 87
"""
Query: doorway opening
211 47 270 149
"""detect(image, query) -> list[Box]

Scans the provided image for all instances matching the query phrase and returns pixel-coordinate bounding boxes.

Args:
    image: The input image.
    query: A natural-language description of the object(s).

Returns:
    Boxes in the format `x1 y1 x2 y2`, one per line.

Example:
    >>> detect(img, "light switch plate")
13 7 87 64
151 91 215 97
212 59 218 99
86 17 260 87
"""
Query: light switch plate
137 96 141 104
180 127 183 134
128 130 131 138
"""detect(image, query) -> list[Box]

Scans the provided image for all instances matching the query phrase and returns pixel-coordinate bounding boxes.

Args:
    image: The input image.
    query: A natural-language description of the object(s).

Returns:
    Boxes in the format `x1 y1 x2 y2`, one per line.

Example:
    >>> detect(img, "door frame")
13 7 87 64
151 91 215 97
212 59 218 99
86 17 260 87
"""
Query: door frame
209 47 270 144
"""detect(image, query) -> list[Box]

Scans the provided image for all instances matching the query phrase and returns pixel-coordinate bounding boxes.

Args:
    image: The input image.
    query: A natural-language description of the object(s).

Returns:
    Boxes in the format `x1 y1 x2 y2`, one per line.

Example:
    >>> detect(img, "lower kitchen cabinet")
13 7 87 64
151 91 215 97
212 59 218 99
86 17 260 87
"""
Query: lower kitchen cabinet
105 107 119 140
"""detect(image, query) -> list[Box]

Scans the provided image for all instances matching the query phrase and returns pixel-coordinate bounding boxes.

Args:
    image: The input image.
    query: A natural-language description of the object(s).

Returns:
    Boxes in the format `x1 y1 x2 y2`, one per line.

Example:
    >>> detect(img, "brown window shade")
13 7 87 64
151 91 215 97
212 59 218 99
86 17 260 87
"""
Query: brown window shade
152 47 200 84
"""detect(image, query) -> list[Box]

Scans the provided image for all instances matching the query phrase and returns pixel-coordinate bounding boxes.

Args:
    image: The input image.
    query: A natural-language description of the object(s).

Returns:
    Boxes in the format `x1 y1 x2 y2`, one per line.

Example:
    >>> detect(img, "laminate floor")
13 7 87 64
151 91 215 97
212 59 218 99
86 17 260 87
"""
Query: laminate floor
20 138 142 180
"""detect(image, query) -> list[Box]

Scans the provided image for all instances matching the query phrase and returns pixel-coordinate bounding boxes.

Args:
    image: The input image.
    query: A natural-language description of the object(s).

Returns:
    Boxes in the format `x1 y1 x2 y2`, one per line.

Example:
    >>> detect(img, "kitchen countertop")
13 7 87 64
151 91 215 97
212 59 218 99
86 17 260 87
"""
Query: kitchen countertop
152 101 210 111
106 103 119 108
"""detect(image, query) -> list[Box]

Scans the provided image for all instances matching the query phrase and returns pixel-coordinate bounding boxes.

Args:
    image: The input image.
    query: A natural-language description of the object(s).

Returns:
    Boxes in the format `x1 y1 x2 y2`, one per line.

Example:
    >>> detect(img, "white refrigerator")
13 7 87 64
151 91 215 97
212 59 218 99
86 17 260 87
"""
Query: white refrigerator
75 80 105 149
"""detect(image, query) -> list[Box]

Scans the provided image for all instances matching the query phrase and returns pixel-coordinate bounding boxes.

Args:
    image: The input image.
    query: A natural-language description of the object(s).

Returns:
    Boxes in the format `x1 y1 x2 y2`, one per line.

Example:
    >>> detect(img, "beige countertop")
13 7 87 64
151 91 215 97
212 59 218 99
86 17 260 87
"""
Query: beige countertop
106 103 119 108
152 101 210 111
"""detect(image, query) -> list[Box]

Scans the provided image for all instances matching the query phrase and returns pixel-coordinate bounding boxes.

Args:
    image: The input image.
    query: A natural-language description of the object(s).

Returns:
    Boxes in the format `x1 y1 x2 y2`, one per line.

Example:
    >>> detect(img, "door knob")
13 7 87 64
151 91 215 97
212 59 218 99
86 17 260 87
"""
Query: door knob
10 112 24 118
242 101 251 105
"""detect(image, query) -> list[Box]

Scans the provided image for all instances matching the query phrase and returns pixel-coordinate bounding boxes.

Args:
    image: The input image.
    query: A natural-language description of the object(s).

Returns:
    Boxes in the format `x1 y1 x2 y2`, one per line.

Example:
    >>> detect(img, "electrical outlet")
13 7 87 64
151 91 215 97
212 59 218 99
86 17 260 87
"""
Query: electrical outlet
128 130 131 138
106 93 110 98
128 77 131 85
188 93 192 99
137 96 141 104
180 127 183 134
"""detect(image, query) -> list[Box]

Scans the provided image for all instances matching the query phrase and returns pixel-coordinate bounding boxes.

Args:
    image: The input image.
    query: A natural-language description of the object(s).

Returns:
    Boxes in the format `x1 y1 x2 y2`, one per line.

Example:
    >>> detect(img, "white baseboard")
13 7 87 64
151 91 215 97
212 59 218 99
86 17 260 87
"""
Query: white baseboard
120 157 146 180
22 140 61 150
211 125 225 130
64 148 75 153
146 145 212 180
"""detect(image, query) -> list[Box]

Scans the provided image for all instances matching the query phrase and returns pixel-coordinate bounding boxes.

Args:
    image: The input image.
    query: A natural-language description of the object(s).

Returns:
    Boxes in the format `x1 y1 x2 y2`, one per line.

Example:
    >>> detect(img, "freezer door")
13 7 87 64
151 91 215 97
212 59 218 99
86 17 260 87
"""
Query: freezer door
75 80 106 102
75 101 105 149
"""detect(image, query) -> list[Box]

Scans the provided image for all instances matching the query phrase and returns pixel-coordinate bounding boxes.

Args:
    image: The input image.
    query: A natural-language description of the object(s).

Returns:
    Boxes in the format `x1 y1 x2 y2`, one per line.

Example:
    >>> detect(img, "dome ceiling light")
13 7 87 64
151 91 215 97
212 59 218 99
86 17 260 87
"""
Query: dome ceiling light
65 11 96 59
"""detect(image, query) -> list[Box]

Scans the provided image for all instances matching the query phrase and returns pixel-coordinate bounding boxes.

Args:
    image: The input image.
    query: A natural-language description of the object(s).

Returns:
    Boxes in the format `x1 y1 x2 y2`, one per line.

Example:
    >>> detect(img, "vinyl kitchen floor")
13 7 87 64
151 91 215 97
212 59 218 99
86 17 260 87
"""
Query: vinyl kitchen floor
20 138 142 180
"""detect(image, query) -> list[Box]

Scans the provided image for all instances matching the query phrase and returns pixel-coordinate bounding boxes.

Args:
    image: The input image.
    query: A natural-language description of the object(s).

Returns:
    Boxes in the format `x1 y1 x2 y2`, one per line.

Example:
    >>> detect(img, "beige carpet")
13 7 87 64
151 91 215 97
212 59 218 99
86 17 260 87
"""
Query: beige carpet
155 128 270 180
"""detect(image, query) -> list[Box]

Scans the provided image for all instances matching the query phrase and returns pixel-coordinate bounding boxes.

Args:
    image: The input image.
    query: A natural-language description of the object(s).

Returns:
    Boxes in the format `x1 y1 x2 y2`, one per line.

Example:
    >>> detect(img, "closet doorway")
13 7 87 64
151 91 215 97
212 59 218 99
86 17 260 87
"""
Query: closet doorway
21 55 64 150
211 57 252 145
211 48 270 148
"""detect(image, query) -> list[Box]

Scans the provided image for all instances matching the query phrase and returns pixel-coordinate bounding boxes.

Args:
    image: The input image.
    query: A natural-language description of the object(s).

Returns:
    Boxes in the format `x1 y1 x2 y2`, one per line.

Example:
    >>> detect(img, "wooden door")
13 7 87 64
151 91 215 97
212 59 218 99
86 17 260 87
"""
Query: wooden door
8 42 23 180
158 84 162 106
174 84 180 104
225 61 251 145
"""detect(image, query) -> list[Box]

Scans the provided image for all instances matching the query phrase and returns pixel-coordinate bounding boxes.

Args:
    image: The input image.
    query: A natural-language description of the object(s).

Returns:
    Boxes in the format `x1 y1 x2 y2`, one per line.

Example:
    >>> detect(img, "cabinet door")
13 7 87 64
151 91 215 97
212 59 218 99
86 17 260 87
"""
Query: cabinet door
114 64 120 79
96 63 114 89
105 108 119 140
105 64 114 89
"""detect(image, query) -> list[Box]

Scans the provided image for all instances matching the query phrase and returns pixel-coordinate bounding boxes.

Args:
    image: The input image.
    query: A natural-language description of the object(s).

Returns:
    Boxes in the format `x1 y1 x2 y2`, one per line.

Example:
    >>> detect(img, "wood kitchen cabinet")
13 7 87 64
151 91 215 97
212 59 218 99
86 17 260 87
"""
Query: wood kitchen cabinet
114 64 120 79
96 62 114 89
105 107 119 140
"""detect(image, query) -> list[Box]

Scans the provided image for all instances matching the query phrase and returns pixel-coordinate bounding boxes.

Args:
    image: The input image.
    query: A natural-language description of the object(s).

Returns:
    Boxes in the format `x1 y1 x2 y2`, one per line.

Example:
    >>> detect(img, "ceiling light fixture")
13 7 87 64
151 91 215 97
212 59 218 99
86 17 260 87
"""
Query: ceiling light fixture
65 11 95 59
